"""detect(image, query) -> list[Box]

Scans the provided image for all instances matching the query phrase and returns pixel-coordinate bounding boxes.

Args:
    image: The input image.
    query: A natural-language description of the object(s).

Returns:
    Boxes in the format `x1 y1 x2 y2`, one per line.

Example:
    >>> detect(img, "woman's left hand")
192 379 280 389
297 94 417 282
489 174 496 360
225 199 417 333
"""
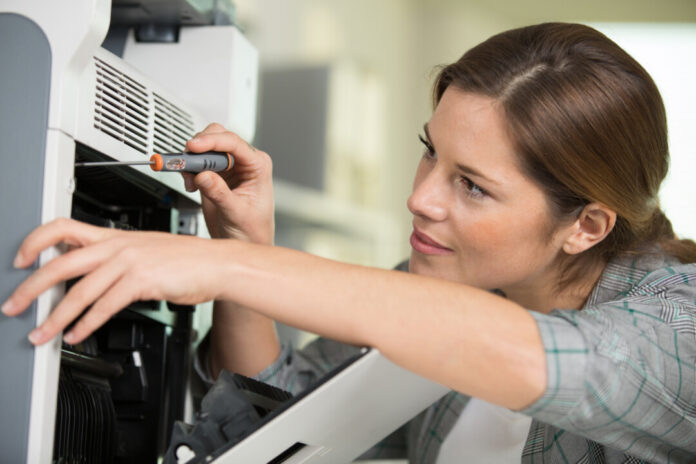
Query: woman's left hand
1 218 230 345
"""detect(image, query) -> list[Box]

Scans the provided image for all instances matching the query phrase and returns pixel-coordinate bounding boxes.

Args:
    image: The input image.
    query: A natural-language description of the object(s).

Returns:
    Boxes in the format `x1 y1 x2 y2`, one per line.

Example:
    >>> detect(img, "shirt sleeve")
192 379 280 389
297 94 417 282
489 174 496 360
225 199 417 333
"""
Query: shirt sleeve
192 331 362 393
252 336 363 394
520 297 696 459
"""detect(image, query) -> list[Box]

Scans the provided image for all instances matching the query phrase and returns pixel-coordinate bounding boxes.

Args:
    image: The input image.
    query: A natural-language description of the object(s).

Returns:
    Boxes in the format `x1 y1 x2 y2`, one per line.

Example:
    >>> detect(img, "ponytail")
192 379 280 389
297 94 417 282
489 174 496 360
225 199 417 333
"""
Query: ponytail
649 209 696 264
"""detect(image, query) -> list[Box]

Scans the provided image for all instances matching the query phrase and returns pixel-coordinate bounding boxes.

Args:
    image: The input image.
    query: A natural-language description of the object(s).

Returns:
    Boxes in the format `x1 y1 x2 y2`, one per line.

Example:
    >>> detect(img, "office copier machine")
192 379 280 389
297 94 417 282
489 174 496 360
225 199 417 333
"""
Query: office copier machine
0 1 449 463
0 0 257 461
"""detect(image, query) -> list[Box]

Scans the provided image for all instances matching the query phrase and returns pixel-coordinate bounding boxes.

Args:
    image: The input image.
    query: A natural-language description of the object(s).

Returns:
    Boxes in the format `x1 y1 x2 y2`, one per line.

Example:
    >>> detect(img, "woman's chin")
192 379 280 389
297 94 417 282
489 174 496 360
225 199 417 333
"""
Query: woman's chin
409 254 453 280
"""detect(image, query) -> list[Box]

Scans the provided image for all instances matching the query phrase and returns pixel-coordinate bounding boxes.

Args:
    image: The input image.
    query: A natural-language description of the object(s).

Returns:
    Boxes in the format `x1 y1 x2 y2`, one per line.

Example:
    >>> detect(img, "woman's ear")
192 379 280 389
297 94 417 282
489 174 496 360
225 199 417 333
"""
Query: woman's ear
562 203 617 255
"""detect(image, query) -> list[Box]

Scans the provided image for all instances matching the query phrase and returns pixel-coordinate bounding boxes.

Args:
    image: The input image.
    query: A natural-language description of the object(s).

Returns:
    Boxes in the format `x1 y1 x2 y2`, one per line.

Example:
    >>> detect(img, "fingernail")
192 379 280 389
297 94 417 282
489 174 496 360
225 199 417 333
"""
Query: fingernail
191 136 201 143
28 328 43 344
63 331 76 344
1 299 15 315
196 174 213 189
13 252 24 268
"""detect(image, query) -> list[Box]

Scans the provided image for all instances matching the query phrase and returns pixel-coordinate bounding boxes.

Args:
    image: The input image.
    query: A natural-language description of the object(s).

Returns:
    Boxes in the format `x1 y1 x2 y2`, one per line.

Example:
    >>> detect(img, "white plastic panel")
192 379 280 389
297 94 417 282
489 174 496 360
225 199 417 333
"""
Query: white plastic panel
75 47 210 204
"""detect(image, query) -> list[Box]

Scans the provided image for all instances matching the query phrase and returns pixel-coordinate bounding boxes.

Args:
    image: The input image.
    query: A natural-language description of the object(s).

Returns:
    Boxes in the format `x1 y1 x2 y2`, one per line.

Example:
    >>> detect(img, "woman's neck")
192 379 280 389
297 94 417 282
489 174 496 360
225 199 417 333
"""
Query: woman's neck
502 261 606 313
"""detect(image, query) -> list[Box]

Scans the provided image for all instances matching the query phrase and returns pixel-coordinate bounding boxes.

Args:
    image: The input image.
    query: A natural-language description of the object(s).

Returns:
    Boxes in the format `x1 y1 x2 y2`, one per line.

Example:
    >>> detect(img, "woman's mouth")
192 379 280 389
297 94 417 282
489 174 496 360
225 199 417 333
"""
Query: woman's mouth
410 227 454 255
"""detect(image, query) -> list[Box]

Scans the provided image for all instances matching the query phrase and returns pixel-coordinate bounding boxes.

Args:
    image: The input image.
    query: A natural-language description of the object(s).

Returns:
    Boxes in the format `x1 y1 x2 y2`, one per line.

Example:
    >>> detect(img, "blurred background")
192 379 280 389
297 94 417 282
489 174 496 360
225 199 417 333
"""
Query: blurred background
228 0 696 276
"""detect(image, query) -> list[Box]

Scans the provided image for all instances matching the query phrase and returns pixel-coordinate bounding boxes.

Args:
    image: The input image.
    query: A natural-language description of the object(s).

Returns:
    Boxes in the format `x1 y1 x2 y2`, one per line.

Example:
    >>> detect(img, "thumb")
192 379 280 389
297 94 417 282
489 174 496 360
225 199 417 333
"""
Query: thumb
194 172 231 206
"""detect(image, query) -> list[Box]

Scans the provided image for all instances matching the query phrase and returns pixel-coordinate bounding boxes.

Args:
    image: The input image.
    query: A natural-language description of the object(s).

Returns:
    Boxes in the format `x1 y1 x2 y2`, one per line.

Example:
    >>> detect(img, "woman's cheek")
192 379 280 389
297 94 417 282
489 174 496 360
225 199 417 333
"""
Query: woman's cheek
459 217 510 254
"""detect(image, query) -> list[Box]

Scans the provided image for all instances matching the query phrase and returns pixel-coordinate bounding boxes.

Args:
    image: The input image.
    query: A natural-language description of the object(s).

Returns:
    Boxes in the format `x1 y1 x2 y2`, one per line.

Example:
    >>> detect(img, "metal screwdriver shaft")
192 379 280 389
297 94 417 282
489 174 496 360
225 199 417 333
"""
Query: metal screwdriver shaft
74 151 233 172
74 161 154 167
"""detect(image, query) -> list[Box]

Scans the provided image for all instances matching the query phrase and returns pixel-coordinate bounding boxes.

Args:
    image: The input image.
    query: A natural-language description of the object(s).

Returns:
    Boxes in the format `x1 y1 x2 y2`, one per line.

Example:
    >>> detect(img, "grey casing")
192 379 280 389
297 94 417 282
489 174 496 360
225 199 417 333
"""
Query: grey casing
0 13 51 463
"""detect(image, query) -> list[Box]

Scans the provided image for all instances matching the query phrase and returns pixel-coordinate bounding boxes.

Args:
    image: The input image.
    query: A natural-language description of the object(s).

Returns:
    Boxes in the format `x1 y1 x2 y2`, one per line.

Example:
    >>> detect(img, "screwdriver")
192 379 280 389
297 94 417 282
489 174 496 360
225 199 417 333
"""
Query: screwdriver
74 151 234 172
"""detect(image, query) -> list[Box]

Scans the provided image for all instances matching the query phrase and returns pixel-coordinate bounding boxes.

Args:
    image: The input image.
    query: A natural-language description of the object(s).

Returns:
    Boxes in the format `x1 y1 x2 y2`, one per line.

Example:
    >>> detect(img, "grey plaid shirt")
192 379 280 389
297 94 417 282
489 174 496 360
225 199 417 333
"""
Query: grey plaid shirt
197 251 696 463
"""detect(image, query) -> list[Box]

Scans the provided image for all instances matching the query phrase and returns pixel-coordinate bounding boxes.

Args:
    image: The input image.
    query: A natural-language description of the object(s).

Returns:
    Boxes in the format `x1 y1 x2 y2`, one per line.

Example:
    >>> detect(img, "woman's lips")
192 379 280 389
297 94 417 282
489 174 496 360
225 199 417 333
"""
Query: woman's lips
410 228 454 255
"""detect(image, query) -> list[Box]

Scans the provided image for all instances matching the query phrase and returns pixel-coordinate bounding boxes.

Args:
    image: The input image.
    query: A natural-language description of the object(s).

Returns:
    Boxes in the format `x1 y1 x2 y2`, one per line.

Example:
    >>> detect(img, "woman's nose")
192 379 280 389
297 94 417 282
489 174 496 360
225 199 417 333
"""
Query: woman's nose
407 169 448 222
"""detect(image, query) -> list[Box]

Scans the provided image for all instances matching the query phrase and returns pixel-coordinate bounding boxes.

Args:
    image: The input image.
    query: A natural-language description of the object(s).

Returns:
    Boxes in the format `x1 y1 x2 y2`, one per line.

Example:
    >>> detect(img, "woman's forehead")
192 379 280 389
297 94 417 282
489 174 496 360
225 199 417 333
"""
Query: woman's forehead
428 88 527 187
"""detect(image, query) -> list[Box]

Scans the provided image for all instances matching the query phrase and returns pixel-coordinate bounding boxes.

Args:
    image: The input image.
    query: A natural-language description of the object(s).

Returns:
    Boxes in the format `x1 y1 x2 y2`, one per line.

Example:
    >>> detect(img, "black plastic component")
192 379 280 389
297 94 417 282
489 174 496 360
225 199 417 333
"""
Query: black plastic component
73 143 177 231
106 322 146 351
135 23 179 43
61 349 124 378
110 0 234 27
54 367 118 464
268 442 307 464
102 26 130 56
229 373 294 417
93 312 192 463
103 0 236 52
109 350 149 403
163 371 294 464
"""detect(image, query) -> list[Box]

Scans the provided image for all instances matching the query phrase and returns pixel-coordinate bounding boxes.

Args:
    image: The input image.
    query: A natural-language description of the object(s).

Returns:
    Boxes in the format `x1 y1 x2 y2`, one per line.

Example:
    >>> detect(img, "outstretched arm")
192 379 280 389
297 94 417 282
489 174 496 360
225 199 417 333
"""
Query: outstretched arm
2 220 546 410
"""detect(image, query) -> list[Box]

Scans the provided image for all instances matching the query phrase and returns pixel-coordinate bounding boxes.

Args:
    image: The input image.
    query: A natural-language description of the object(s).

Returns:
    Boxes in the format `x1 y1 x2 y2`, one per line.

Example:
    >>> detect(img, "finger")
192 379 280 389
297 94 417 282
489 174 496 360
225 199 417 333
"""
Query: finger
62 276 135 345
193 171 238 209
181 172 197 192
186 123 228 151
27 255 127 345
14 218 116 269
200 122 227 134
4 239 121 317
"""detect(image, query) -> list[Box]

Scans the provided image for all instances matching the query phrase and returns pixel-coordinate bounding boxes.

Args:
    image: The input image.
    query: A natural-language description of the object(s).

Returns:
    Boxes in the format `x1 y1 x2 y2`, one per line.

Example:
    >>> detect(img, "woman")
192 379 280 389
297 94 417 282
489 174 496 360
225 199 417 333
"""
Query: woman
3 22 696 462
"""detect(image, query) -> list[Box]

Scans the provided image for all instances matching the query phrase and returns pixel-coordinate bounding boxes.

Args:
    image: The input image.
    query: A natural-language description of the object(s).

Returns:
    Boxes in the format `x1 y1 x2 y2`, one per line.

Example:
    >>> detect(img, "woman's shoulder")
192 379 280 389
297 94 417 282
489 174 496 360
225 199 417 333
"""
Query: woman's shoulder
581 248 696 335
588 247 695 305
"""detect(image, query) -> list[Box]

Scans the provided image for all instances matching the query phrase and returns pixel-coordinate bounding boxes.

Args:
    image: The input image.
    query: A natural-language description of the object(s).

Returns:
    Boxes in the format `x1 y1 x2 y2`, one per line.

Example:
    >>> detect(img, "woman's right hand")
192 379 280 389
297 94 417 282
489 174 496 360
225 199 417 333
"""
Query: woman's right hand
182 125 280 379
182 123 274 245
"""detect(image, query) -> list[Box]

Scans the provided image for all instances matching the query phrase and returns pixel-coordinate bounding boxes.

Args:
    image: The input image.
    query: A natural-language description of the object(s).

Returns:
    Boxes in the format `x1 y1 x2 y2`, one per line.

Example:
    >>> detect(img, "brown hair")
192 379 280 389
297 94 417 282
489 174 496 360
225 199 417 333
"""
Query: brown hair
434 22 696 287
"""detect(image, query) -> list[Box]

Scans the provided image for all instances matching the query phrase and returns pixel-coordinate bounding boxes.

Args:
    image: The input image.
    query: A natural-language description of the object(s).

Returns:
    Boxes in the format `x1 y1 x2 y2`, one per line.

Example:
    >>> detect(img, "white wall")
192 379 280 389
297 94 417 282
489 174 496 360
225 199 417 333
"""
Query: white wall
235 0 424 260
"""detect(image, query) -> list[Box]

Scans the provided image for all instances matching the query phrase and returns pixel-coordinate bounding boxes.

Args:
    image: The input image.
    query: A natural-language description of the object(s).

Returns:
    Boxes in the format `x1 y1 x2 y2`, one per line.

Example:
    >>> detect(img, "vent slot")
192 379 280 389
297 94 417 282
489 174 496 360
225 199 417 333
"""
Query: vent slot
94 57 149 154
92 56 197 157
153 93 195 154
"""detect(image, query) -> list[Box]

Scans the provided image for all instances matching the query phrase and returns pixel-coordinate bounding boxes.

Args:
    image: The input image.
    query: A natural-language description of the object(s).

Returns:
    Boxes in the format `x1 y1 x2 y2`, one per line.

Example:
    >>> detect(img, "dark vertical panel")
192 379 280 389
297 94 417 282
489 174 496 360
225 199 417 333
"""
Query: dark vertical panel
255 66 330 190
0 13 51 463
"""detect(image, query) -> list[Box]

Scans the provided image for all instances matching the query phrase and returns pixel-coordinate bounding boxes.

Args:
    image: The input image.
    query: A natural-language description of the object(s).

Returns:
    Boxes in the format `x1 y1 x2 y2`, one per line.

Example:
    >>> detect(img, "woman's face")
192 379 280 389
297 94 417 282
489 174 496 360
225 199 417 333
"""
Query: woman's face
408 88 570 300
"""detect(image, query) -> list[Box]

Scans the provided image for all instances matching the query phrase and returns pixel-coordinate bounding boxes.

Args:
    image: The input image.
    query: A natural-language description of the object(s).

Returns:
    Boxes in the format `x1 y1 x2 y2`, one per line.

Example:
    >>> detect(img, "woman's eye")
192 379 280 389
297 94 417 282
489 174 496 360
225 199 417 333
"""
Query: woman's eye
418 134 436 158
417 133 487 199
462 177 486 198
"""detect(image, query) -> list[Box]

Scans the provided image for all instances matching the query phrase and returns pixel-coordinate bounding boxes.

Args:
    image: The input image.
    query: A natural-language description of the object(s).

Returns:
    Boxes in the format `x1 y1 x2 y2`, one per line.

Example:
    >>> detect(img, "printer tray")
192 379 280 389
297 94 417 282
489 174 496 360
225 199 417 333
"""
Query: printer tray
204 348 450 464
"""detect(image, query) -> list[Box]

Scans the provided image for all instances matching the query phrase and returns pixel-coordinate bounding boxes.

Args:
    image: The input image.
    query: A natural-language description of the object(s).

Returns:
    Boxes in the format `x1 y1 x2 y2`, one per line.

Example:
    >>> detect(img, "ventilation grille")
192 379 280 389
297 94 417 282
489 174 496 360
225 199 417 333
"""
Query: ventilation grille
94 57 149 154
153 93 194 154
93 57 196 156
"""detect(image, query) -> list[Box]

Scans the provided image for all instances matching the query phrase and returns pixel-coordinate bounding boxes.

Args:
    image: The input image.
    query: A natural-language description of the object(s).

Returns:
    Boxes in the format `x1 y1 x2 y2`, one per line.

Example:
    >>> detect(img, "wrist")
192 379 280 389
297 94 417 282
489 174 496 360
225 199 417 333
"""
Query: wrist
214 221 274 246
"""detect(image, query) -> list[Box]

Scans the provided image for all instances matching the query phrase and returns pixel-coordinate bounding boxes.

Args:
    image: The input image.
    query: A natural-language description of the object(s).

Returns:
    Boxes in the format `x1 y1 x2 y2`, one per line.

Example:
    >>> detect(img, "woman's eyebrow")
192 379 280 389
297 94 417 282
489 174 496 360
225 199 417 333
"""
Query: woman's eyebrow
423 123 501 187
423 123 436 150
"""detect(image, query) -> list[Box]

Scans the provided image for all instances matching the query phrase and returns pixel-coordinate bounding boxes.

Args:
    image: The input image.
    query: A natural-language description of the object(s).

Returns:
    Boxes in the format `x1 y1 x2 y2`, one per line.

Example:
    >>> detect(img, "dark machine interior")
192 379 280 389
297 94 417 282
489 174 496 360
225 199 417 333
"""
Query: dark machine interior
53 143 196 463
